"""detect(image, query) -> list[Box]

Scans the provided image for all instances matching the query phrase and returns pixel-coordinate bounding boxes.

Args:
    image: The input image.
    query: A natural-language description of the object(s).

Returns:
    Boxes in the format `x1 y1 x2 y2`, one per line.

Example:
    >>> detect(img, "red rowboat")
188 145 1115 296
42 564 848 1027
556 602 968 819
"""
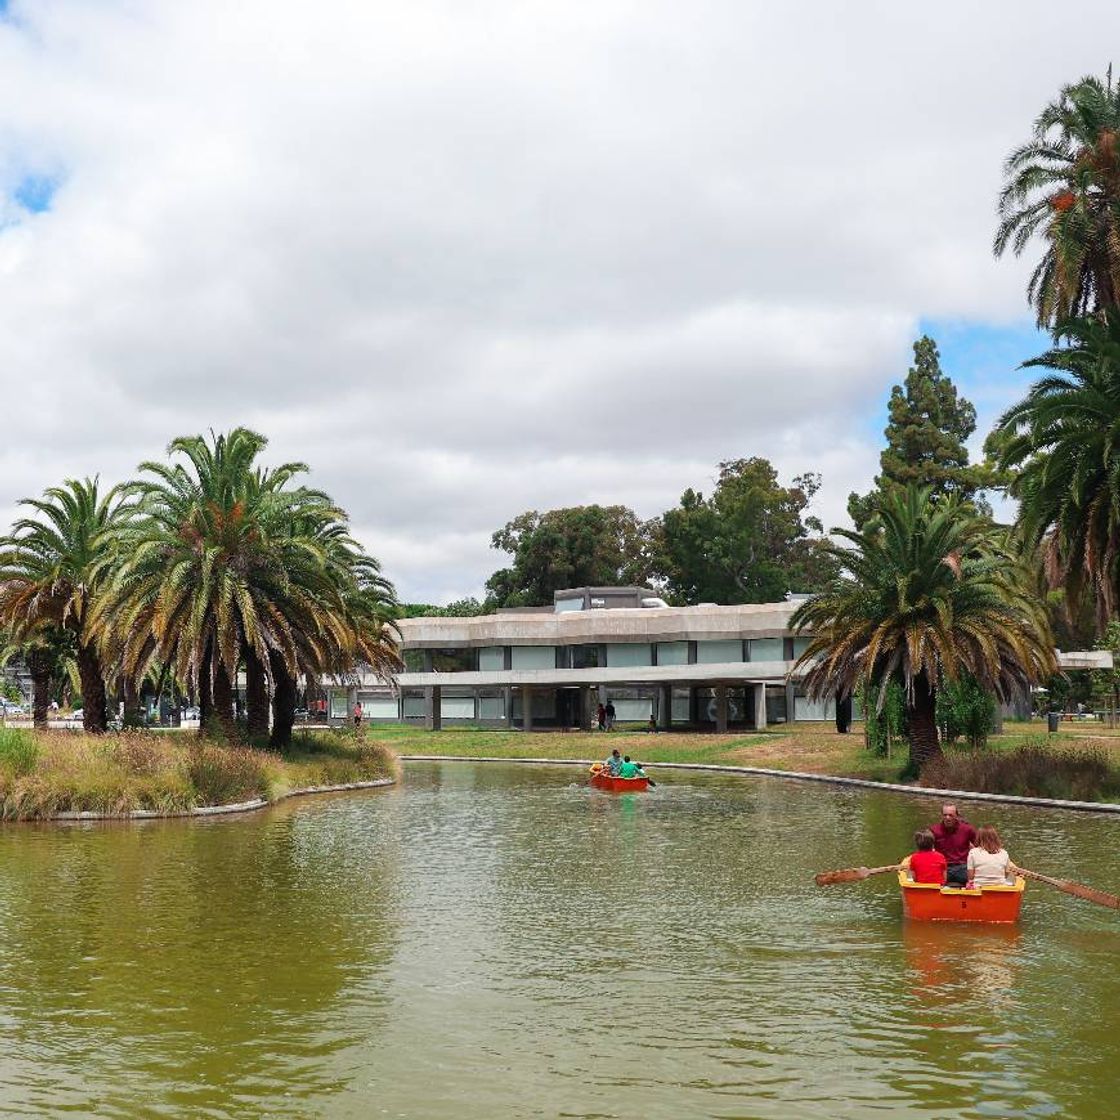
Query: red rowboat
898 871 1025 923
589 764 650 792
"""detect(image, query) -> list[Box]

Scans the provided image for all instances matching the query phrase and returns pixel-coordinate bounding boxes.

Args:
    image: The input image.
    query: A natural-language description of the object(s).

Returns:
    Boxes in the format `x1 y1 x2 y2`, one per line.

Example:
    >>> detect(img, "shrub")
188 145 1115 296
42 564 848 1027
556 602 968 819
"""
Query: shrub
0 728 39 776
920 740 1120 801
938 673 996 748
185 745 269 806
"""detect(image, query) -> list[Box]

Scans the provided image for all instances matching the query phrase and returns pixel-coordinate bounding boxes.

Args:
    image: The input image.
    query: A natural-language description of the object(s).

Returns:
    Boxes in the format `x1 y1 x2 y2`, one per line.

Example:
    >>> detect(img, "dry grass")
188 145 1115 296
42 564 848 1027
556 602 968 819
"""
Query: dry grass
0 727 397 820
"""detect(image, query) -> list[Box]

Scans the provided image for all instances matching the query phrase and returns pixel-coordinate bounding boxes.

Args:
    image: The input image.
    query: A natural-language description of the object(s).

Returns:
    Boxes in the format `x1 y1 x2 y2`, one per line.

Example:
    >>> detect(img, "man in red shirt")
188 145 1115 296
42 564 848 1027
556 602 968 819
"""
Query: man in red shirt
930 803 977 887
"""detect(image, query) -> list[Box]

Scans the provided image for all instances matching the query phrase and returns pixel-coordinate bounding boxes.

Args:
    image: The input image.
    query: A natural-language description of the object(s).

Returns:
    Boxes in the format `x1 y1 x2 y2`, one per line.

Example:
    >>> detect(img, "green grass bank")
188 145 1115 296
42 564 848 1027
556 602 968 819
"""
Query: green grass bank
0 727 398 820
375 720 1120 802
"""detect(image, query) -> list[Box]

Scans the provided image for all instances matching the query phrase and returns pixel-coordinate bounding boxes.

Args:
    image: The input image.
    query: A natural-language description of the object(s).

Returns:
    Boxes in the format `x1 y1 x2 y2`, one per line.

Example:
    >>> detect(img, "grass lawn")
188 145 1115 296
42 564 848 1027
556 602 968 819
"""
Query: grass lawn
372 718 1120 797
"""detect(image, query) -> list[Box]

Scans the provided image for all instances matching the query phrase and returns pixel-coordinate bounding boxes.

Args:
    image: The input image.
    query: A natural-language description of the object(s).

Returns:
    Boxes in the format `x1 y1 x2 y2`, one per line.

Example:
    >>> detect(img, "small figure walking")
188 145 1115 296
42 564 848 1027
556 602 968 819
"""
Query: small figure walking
596 703 606 732
605 700 616 732
353 700 363 728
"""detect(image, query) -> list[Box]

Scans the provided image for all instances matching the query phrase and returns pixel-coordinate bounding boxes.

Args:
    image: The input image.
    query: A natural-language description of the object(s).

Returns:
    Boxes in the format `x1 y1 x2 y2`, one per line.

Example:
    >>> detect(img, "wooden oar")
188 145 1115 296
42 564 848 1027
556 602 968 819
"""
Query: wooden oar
1010 865 1120 910
815 864 903 887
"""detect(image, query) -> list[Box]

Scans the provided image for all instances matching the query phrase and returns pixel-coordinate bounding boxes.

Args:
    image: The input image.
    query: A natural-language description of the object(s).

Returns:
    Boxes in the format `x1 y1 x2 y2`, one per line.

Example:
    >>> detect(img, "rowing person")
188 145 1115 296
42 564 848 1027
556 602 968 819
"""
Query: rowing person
618 755 645 778
929 803 978 888
602 748 623 776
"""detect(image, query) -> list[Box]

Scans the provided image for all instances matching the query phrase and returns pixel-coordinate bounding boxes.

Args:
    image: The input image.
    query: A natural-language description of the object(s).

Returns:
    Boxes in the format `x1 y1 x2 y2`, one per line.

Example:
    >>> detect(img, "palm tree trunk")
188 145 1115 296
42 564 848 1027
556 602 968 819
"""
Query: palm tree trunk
245 647 270 740
211 661 239 743
908 673 942 771
198 666 213 737
269 650 296 750
123 676 142 728
28 648 51 731
76 643 108 734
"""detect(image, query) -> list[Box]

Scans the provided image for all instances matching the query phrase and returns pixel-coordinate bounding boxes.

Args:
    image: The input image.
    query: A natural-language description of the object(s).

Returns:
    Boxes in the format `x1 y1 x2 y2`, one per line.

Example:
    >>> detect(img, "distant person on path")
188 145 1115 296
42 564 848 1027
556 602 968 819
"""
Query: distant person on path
903 829 947 885
597 703 606 731
967 825 1015 887
353 700 363 728
605 700 616 731
647 715 657 733
930 803 977 887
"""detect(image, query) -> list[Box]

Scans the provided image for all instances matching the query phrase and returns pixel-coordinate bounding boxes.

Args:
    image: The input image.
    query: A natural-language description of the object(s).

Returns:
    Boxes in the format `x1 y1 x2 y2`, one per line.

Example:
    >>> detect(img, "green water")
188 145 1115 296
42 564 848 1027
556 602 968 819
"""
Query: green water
0 761 1117 1118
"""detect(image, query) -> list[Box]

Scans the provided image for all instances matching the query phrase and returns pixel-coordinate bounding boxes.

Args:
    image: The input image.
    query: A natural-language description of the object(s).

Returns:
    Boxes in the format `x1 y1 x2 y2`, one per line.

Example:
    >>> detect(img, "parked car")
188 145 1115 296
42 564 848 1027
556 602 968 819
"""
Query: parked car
294 707 309 721
70 708 84 722
183 707 201 720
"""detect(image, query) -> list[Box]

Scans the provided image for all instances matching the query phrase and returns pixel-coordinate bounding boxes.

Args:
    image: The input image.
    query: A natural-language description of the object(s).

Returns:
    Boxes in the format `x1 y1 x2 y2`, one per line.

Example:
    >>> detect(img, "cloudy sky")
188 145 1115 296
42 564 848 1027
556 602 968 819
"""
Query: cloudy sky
0 2 1112 602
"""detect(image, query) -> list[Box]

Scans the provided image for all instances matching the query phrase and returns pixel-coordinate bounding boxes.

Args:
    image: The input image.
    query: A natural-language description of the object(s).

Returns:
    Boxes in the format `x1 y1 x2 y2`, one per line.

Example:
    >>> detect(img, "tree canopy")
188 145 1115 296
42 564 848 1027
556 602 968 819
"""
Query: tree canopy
994 72 1120 328
653 458 835 604
848 336 991 528
485 505 653 607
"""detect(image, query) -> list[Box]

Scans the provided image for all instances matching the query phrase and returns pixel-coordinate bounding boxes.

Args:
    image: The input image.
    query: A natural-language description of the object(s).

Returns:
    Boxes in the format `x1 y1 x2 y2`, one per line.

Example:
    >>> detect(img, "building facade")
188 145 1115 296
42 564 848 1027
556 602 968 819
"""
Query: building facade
328 587 835 731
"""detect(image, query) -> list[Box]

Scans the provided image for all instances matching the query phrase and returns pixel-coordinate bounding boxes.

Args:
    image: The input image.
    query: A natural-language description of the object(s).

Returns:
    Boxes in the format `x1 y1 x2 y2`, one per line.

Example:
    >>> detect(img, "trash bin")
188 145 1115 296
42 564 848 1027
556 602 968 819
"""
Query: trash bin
1047 712 1060 733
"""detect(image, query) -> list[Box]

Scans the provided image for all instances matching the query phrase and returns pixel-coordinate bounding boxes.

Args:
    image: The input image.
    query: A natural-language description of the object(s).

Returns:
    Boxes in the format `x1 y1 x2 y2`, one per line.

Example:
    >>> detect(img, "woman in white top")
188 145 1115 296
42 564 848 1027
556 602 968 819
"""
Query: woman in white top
967 824 1014 887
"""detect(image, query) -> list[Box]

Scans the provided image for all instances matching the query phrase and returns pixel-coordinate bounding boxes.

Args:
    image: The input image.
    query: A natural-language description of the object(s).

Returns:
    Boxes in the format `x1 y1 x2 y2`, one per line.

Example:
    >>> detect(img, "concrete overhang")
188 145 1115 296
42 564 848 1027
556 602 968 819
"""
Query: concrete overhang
396 602 800 649
395 659 798 689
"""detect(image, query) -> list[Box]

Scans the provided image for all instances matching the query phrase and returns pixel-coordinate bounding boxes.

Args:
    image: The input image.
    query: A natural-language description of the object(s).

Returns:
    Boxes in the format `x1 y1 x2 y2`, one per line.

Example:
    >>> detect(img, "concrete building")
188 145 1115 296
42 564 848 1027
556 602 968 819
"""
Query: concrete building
327 587 831 732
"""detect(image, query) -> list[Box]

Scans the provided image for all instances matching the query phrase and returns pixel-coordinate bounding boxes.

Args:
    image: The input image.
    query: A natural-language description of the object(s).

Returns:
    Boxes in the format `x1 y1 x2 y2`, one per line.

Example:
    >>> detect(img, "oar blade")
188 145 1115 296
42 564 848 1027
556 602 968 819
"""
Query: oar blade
1058 880 1120 909
815 867 869 886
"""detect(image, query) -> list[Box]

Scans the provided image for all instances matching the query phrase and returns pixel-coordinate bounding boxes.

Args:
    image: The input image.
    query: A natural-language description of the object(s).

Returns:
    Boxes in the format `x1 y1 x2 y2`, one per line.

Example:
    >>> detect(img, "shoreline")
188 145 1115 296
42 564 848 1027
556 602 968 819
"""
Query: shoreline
399 754 1120 815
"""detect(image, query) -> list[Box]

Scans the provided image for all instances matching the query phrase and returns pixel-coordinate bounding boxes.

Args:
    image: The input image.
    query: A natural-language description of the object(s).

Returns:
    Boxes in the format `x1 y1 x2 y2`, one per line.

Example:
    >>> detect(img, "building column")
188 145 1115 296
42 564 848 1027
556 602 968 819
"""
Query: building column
785 682 797 725
424 685 442 731
522 685 534 732
715 685 729 734
504 686 514 729
658 684 672 730
579 686 593 732
754 683 767 731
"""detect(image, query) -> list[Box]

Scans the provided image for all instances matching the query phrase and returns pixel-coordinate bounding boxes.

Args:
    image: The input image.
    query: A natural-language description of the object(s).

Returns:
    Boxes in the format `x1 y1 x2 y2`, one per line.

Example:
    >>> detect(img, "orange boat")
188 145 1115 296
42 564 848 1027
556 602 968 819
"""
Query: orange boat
589 764 650 793
898 871 1026 923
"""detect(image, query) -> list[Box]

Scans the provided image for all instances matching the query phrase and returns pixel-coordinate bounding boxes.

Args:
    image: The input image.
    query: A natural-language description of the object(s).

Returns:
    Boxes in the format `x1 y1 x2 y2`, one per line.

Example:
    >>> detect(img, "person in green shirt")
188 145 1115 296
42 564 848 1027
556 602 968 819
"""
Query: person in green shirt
619 755 645 779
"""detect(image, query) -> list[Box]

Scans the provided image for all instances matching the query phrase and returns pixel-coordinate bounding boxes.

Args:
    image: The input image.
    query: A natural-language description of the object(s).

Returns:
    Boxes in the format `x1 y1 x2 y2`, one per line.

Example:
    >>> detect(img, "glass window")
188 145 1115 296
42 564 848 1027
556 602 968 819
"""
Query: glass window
441 696 476 720
792 637 813 659
795 688 835 721
329 690 350 719
360 697 399 719
554 597 584 612
610 698 653 722
432 648 473 673
479 694 505 720
478 647 505 671
671 688 692 722
696 640 743 664
401 692 426 718
656 642 689 666
510 646 556 670
570 645 601 669
402 650 425 672
765 685 788 724
606 643 652 668
749 638 785 662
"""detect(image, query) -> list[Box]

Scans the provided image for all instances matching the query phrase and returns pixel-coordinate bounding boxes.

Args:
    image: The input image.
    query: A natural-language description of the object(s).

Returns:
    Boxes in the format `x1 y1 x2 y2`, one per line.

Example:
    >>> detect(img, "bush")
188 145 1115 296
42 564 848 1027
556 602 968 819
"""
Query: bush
185 745 269 806
0 728 39 776
920 740 1120 801
938 674 996 748
859 679 906 757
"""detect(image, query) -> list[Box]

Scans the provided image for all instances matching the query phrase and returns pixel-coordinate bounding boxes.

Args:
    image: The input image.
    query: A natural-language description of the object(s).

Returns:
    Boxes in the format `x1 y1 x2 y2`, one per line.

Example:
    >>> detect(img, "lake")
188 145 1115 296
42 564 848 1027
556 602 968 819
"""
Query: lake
0 760 1117 1118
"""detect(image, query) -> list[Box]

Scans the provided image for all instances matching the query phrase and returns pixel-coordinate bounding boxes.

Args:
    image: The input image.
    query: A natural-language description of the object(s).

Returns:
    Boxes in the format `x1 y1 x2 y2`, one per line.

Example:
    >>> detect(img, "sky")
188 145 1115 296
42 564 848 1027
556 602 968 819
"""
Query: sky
0 1 1108 602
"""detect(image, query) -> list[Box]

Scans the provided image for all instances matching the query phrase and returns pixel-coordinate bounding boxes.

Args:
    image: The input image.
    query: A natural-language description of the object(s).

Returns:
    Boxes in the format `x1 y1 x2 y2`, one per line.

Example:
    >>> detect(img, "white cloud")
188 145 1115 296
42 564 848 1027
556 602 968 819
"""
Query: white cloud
0 1 1113 599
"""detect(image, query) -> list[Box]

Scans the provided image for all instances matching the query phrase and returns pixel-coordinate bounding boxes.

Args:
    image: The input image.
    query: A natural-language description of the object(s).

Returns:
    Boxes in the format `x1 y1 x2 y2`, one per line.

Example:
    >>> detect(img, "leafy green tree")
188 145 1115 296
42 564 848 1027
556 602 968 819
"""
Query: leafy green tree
486 505 653 607
937 673 997 749
0 478 125 733
995 72 1120 328
849 336 991 528
792 487 1055 771
992 313 1120 632
398 598 486 618
653 459 835 604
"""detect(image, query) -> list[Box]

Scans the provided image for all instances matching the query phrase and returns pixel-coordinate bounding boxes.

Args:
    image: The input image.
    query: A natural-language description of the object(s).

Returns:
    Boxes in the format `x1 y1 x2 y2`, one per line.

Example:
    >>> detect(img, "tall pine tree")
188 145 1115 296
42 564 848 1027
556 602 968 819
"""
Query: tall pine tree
849 336 990 527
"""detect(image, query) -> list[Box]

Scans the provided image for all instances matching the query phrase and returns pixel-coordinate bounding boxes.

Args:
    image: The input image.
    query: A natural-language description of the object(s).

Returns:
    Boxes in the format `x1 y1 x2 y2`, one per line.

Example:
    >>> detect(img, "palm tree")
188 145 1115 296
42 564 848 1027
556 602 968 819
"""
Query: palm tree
992 313 1120 631
1 627 75 730
91 429 401 745
995 72 1120 328
791 487 1055 770
0 478 126 733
